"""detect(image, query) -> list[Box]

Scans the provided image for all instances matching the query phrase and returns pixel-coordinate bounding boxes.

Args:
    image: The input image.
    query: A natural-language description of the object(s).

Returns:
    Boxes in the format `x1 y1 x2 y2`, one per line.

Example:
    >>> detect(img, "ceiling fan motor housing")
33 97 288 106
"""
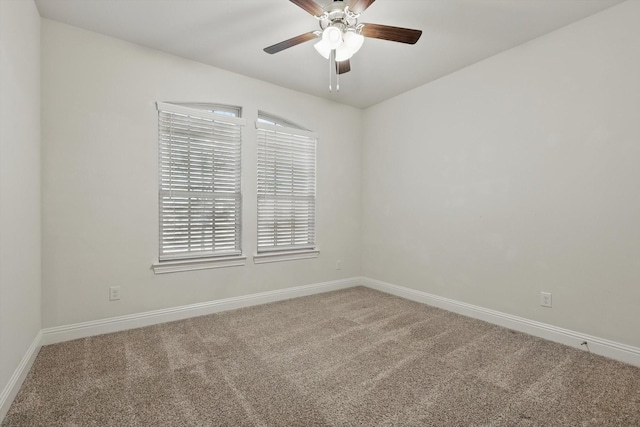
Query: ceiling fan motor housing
318 5 360 33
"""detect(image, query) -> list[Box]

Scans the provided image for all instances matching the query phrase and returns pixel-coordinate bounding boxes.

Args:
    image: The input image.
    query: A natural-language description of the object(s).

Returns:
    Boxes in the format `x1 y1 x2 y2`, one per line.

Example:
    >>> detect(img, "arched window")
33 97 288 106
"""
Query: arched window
256 111 317 254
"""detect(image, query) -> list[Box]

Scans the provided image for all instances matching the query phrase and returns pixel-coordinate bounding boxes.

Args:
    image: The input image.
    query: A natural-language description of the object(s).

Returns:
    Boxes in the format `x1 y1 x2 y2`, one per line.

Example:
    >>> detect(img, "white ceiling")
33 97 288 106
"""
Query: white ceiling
35 0 624 109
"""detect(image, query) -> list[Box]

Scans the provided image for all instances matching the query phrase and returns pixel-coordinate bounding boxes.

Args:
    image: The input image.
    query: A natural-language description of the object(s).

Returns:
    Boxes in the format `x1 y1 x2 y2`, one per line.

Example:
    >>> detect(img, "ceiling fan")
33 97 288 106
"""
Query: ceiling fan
264 0 422 92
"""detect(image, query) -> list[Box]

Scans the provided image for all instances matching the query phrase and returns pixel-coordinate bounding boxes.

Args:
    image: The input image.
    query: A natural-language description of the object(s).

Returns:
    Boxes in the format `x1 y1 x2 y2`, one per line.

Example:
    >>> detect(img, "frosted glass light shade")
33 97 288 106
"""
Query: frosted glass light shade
322 26 343 50
335 44 354 62
343 31 364 54
314 40 331 59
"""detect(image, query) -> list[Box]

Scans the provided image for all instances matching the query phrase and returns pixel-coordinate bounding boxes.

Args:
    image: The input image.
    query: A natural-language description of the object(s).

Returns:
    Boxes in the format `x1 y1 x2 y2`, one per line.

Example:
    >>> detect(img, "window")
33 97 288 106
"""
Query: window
257 112 309 130
156 102 244 265
256 112 317 258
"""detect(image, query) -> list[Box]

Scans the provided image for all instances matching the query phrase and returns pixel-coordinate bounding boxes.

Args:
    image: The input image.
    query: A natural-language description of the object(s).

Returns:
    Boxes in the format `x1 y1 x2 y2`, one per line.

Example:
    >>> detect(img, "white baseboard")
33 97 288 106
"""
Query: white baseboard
41 277 360 346
361 277 640 367
0 331 42 421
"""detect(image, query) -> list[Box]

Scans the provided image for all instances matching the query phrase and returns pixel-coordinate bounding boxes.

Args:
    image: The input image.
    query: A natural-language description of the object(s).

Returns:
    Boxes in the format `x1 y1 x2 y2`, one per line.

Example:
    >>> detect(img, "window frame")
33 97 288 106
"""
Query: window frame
152 102 246 273
254 111 319 263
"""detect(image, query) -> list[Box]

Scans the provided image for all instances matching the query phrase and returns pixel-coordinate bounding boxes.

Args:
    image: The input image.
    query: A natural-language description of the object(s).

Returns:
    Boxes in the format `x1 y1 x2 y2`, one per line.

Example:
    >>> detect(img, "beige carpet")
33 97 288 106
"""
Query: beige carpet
3 286 640 426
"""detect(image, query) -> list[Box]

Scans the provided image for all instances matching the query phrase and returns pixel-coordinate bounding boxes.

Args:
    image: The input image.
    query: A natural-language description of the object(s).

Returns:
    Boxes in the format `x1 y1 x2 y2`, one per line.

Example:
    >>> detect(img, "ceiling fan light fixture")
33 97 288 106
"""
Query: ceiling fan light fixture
322 26 343 50
314 39 331 59
343 31 364 55
335 44 354 62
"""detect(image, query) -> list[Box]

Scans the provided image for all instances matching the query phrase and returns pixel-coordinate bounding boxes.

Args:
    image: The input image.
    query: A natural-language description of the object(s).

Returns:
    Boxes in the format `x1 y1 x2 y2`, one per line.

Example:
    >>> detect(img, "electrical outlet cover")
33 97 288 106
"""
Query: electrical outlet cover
540 291 552 308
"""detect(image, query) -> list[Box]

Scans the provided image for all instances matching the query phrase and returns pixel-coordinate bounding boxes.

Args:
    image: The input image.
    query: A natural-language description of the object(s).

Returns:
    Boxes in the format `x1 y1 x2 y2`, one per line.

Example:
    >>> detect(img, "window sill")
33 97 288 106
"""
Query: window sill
253 249 320 264
152 255 247 274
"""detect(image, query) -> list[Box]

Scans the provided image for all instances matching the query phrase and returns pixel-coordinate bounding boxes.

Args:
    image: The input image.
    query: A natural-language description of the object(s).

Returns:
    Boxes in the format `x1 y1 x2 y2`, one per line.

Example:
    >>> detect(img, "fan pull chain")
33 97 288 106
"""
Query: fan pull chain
328 49 332 92
329 49 334 92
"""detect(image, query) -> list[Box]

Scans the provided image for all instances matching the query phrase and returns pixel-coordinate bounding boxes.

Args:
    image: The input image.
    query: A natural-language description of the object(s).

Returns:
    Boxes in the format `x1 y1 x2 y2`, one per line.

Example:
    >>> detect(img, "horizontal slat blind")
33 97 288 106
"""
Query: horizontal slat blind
157 102 244 261
257 121 317 252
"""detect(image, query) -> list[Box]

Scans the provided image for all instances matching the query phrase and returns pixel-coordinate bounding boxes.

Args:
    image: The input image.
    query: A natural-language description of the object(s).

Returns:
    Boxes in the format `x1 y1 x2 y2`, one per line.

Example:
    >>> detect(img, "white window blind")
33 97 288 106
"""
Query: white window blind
257 119 317 253
157 102 244 261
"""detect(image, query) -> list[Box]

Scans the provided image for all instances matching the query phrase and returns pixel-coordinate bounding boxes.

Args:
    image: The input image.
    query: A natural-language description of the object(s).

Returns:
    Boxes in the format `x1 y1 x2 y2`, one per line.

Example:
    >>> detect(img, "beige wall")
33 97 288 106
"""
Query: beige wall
0 0 42 396
362 1 640 347
41 20 362 328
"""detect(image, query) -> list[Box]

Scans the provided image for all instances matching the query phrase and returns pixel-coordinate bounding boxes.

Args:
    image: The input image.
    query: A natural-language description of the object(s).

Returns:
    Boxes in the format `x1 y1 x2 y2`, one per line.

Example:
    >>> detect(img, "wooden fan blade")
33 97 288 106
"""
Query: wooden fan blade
349 0 376 14
264 32 318 54
336 59 351 74
289 0 324 16
361 23 422 44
